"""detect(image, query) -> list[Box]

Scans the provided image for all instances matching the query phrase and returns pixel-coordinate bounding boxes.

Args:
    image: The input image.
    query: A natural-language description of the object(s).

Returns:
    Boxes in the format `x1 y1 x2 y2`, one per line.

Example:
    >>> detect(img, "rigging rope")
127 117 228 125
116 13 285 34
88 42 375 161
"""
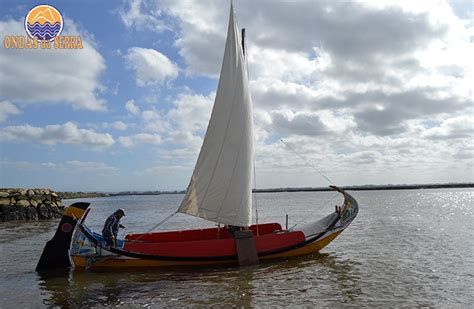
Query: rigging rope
280 139 334 185
253 156 259 235
279 139 341 230
133 211 178 241
288 192 339 230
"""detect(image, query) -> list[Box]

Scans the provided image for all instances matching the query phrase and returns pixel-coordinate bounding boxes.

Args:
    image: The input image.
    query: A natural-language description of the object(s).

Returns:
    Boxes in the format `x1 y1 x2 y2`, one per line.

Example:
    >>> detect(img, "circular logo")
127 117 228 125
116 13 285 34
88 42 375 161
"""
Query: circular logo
24 5 63 41
61 223 72 233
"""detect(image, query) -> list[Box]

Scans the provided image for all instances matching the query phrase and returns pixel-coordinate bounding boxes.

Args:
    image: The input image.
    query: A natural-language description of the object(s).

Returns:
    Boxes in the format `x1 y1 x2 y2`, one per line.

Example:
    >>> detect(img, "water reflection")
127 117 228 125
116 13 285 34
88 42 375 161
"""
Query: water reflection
39 268 139 307
37 252 359 307
37 270 72 308
251 253 360 306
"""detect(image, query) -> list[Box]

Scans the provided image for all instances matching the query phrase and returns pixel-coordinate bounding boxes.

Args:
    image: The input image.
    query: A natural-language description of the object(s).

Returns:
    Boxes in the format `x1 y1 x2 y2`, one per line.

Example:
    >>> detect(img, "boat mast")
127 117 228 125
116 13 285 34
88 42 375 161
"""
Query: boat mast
241 28 246 58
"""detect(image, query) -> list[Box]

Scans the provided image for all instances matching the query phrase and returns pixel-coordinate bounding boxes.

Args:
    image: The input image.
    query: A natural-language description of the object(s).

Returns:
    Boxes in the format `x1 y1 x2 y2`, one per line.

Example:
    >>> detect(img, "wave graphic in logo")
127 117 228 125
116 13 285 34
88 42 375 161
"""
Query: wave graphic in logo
25 5 63 41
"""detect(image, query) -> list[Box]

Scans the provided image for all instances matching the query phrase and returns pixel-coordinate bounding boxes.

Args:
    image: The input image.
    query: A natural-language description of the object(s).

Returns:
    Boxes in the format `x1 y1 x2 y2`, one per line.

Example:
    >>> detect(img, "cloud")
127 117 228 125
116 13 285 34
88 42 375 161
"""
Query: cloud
103 121 128 131
167 92 214 135
258 2 445 62
349 88 470 136
124 47 179 86
0 100 21 122
271 110 328 137
162 92 215 157
1 159 120 176
118 0 169 32
421 114 474 140
0 19 107 111
141 109 171 132
0 122 115 148
140 164 189 175
115 92 214 156
160 0 226 76
125 99 140 115
65 160 120 176
118 0 226 76
111 121 128 131
118 133 162 148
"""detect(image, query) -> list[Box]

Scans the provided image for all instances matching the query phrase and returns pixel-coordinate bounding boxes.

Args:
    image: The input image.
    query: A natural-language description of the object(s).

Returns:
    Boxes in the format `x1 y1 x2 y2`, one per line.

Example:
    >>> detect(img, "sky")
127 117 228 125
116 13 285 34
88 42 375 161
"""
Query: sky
0 0 473 192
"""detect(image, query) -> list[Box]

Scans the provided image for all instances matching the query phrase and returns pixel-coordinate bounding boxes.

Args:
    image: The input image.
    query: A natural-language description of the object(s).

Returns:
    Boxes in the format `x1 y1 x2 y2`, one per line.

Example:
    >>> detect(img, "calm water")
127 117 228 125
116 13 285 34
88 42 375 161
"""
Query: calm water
0 189 472 307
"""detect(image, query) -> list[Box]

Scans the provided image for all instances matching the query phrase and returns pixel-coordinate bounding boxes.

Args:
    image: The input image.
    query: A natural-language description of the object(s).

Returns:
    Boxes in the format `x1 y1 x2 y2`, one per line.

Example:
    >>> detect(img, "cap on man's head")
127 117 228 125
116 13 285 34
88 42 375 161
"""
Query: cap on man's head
115 209 125 216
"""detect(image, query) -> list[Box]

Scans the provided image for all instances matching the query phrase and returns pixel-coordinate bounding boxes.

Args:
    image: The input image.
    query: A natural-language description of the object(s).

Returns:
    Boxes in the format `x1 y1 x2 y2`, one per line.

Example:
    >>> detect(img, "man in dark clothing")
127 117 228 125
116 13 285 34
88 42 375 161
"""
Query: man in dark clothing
102 209 126 247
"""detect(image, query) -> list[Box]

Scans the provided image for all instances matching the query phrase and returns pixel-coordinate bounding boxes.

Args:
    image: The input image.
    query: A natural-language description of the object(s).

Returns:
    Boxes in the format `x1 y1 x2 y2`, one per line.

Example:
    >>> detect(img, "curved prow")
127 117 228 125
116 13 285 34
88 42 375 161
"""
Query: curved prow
330 185 359 226
36 202 90 271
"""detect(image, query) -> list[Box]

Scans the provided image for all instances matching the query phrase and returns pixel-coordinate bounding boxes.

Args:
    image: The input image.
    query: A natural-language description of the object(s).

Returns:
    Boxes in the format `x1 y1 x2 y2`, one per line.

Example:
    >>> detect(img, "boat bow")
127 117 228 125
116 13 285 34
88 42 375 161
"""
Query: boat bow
330 185 359 227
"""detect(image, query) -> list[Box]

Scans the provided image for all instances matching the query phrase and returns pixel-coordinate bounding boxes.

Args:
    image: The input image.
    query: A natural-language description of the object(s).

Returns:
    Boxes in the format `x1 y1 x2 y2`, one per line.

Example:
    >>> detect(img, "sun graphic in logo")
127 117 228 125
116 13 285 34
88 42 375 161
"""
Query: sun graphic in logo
25 5 63 41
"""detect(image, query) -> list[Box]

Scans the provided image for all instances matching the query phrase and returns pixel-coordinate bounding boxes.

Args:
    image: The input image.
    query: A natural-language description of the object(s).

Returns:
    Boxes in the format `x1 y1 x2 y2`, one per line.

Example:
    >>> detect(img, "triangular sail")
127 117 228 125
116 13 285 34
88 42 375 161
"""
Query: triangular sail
177 3 254 227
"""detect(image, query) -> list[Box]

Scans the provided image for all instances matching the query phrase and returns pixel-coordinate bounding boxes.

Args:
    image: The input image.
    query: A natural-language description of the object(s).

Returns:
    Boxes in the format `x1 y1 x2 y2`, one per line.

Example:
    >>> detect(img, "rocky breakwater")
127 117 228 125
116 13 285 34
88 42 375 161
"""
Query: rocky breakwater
0 189 65 222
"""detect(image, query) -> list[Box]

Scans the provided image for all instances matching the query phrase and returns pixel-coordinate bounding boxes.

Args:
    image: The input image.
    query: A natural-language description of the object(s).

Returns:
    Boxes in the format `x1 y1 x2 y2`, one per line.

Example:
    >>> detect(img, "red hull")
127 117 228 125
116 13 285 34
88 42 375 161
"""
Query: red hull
124 223 305 258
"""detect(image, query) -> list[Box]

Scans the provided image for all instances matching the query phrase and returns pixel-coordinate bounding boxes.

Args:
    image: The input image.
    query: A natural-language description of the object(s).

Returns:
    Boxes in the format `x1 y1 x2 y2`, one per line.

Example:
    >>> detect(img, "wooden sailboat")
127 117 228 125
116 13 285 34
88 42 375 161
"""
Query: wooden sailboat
36 3 358 270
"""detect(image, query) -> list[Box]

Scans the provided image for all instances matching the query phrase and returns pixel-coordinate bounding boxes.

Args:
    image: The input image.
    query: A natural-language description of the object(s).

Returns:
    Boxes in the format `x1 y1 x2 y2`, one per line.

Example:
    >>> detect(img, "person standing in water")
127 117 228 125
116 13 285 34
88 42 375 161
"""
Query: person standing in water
102 209 126 247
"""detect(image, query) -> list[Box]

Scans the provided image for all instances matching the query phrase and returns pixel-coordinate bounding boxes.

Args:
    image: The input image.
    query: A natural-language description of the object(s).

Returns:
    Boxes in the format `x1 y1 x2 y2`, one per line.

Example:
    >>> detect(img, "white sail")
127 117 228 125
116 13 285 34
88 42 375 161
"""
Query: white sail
177 3 254 227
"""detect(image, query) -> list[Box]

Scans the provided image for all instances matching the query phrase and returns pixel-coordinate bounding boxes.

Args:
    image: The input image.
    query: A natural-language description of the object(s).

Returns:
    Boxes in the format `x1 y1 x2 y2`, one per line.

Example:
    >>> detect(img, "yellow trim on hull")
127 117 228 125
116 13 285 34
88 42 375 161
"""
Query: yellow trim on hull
260 230 342 260
64 206 87 220
72 230 343 269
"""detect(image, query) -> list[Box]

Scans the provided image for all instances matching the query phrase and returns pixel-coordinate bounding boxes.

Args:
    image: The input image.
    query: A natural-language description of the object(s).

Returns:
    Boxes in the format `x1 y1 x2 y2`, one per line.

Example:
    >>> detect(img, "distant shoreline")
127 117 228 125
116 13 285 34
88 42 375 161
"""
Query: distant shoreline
58 183 474 199
255 183 474 193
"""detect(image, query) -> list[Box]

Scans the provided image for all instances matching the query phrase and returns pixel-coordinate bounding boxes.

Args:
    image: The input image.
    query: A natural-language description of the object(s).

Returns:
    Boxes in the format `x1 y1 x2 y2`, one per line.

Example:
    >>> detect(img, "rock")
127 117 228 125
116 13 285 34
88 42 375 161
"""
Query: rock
3 205 26 221
38 204 51 219
0 198 10 206
16 200 31 207
14 195 29 201
50 205 61 215
32 194 44 201
26 206 38 220
0 188 64 221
